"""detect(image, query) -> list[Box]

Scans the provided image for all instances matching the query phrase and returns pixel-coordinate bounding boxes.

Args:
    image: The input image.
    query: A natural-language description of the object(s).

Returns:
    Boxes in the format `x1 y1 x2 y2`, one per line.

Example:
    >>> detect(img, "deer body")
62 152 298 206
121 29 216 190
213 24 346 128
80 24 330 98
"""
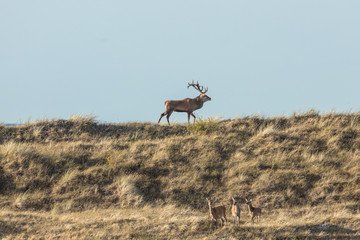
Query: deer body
245 198 261 223
158 81 211 125
165 97 205 113
206 198 227 229
231 197 240 224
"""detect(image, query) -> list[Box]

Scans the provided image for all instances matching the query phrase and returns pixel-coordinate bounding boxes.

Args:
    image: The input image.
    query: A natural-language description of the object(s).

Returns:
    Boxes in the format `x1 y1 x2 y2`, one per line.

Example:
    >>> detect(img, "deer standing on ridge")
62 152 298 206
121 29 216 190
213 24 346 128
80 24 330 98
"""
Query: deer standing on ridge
206 198 227 229
158 81 211 125
231 197 240 224
245 198 262 223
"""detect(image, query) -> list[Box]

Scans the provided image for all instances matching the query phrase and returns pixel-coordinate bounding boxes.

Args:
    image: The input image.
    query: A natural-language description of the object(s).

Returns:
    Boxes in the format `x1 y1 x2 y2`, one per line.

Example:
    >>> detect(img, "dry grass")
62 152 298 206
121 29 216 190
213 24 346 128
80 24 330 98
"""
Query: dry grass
1 112 360 238
1 205 359 239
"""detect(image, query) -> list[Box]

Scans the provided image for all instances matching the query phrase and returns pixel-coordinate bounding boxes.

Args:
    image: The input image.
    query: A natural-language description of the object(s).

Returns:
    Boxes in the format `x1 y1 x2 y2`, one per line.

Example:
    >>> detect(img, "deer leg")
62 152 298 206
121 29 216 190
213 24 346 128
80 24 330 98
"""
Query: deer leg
187 112 191 124
158 112 166 123
190 113 196 123
166 110 173 125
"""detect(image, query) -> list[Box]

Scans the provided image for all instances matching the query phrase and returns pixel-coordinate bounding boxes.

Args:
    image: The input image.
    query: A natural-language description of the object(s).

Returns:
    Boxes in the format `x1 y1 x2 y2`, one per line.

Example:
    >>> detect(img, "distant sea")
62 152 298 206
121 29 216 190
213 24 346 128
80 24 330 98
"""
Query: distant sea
4 124 19 126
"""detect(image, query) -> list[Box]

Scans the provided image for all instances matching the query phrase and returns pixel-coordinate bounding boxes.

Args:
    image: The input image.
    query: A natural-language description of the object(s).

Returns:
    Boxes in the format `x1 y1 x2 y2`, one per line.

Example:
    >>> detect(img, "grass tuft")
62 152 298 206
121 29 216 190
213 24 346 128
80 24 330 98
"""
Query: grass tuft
186 118 220 134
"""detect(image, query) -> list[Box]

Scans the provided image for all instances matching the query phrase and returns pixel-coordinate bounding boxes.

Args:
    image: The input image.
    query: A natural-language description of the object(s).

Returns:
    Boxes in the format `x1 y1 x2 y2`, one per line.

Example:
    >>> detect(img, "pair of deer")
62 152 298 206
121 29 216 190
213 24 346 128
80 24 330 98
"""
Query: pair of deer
206 198 262 228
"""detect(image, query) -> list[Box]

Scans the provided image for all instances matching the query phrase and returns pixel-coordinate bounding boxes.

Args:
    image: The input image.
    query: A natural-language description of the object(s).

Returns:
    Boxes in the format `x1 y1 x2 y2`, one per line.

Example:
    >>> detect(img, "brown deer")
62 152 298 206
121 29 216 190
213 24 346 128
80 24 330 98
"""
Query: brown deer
158 81 211 125
231 197 240 224
206 198 227 229
245 198 261 223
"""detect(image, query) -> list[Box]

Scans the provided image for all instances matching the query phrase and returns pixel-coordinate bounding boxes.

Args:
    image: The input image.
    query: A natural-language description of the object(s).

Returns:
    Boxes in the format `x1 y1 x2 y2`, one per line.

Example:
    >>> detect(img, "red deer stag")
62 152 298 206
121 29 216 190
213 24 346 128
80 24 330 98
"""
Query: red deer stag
158 81 211 125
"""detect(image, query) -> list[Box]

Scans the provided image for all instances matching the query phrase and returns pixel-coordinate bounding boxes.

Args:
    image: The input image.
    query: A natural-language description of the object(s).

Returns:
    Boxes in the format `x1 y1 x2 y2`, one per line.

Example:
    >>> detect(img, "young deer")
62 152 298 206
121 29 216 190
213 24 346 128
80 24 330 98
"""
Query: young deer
231 197 240 224
206 198 227 229
245 198 261 223
158 81 211 125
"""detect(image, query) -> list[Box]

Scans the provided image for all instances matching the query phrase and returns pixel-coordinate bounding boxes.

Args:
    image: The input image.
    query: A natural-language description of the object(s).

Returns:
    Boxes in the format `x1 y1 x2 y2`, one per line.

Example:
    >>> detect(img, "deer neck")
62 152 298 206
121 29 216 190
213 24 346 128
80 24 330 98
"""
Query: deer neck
209 206 216 220
234 204 239 211
195 96 205 106
248 204 255 213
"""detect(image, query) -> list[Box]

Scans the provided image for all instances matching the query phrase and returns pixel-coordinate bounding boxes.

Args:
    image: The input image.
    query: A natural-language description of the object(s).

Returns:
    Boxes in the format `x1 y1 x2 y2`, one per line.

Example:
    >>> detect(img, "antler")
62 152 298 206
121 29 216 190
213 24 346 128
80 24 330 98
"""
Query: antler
187 80 208 94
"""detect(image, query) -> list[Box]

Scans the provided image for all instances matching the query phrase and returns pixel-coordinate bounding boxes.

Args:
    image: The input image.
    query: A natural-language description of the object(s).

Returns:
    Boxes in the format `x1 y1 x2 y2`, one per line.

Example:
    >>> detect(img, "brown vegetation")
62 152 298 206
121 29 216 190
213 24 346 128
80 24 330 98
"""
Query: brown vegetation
1 111 360 239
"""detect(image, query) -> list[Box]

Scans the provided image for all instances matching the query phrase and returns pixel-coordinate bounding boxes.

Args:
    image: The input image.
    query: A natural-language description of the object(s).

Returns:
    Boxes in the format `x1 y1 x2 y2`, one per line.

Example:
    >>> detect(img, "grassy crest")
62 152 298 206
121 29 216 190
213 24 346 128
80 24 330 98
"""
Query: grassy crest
1 112 360 239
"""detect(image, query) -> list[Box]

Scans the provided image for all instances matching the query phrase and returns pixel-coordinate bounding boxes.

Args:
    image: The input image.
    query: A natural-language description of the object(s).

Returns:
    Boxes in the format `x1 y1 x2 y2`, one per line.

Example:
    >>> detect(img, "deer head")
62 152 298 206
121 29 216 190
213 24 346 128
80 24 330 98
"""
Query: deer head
188 80 211 103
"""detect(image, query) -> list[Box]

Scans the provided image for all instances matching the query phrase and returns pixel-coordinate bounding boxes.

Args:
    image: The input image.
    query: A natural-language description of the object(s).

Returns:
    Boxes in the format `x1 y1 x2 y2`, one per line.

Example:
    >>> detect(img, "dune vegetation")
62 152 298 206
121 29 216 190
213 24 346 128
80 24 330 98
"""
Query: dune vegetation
1 111 360 239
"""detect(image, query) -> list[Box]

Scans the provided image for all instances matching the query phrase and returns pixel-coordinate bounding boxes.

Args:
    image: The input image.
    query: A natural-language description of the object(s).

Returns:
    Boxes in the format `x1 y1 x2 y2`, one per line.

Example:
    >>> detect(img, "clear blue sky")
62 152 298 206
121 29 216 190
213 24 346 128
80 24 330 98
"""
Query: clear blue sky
1 1 359 123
